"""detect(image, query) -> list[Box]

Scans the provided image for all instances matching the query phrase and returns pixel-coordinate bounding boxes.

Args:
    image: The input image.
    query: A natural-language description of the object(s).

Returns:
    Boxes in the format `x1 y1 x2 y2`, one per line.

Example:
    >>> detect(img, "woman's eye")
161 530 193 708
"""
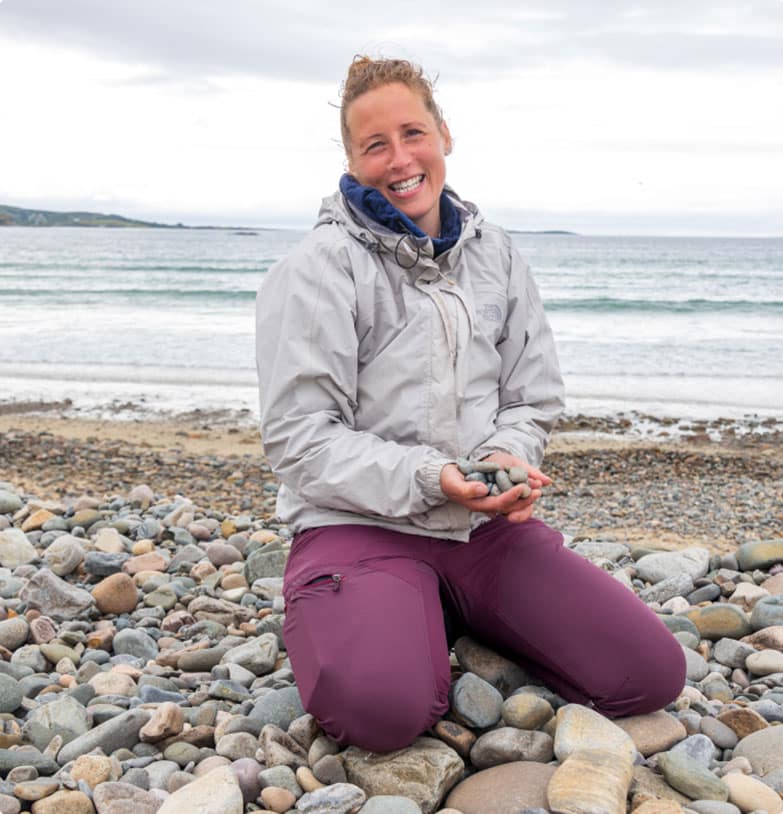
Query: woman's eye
406 128 424 138
366 141 384 153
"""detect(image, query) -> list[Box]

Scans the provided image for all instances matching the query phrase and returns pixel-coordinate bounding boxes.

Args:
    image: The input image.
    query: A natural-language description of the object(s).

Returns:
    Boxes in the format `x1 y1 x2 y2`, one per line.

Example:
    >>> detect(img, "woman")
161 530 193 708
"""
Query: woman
255 56 686 752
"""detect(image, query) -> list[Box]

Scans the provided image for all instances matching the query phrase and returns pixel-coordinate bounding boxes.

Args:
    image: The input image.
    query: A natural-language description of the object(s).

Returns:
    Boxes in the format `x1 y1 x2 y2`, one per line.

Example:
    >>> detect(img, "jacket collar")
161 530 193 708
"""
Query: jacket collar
338 174 462 258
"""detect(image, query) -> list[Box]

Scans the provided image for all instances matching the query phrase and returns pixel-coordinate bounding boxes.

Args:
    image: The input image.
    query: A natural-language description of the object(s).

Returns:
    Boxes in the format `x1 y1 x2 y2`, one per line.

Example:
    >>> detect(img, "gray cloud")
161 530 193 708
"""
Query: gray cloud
2 0 782 86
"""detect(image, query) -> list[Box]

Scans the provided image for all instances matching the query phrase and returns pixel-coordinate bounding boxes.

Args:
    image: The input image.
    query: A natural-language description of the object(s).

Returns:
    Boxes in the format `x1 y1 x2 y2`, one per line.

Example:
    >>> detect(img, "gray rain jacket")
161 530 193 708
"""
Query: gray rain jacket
255 186 564 542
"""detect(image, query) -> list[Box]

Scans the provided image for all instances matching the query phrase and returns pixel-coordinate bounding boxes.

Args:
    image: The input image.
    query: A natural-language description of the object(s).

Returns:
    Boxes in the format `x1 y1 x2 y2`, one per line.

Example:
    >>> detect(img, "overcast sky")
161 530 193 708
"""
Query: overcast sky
1 0 781 235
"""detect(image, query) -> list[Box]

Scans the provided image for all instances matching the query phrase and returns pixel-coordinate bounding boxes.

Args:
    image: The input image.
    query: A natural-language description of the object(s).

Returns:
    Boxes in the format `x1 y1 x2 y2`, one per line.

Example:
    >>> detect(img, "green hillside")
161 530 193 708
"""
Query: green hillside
0 204 183 228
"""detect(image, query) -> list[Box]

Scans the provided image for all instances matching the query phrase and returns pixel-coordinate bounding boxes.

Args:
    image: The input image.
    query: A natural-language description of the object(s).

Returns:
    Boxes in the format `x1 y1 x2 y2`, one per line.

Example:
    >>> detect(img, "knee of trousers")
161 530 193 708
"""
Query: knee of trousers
305 665 449 752
596 634 688 718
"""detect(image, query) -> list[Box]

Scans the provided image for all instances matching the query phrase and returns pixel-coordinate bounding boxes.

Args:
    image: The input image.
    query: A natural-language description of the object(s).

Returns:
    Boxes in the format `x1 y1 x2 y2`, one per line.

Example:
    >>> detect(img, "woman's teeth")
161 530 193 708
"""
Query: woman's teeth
390 175 424 193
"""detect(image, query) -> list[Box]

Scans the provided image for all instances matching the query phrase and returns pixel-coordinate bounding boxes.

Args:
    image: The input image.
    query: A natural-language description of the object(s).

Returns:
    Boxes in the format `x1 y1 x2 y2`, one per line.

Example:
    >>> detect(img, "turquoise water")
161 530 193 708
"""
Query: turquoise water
1 227 781 422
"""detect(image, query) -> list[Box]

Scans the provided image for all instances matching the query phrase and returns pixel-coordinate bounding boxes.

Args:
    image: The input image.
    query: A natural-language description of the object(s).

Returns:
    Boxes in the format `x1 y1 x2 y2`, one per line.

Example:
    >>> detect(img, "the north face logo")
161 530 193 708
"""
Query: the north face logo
478 303 503 322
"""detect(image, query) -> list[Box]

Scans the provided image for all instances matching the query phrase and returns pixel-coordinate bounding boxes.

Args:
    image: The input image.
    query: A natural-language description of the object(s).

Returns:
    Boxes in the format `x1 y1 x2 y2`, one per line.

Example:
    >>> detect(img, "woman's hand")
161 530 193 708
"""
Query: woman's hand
440 452 551 524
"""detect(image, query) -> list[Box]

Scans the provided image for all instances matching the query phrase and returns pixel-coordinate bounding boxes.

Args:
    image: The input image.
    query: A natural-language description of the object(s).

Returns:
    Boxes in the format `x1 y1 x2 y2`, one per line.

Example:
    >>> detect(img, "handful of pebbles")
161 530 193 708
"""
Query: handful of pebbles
456 458 533 498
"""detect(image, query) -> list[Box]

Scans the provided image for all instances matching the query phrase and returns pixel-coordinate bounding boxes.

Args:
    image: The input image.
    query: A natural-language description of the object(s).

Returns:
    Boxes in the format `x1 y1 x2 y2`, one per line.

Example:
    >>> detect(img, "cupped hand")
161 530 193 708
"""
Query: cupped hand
440 453 549 523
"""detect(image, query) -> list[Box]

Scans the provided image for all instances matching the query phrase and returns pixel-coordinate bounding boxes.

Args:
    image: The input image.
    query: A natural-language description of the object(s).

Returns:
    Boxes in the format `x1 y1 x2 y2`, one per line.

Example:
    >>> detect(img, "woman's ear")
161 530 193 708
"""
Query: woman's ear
441 121 453 156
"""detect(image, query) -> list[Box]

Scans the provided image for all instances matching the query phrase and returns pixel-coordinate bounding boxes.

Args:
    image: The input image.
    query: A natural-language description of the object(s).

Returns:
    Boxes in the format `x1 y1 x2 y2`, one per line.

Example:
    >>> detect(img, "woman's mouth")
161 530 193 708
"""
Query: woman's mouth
389 175 425 195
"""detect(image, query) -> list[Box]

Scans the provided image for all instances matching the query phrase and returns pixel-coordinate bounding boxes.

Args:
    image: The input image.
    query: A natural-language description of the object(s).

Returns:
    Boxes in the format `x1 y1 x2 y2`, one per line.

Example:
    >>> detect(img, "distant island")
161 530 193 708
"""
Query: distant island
507 229 578 235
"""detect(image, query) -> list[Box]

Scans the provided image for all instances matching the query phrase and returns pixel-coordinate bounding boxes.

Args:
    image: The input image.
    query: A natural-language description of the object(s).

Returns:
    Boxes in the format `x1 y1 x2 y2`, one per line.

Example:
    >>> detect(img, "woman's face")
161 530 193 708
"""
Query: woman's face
346 82 452 238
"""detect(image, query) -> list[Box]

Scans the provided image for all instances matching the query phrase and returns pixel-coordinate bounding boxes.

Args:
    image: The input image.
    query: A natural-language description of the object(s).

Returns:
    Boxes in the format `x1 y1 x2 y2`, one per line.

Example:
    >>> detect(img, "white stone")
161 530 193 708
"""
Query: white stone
156 765 242 814
635 547 710 584
0 528 37 567
724 772 783 814
554 704 636 762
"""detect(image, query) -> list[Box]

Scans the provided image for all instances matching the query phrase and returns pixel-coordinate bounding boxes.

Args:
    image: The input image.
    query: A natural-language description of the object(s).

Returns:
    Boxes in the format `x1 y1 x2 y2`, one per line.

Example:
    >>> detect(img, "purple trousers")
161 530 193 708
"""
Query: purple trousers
282 517 686 752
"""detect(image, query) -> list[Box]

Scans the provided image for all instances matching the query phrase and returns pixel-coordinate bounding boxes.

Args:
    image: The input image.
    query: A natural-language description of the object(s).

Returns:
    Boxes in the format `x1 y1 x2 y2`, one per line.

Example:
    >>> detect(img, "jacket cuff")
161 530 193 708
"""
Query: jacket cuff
472 441 530 464
416 455 455 507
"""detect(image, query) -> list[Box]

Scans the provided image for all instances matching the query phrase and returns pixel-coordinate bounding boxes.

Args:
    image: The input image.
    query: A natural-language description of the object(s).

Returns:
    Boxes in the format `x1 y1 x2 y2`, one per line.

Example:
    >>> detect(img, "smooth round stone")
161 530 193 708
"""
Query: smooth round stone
71 754 113 789
0 528 37 567
657 750 729 801
687 584 722 604
358 796 422 813
295 784 366 814
11 646 47 672
675 631 700 650
42 535 84 576
112 628 159 661
248 686 304 730
215 732 257 760
724 772 783 814
636 547 711 583
0 573 24 601
0 618 29 650
92 573 139 615
700 717 739 749
155 765 243 814
260 786 296 813
205 544 243 567
470 728 553 769
13 779 58 801
137 685 185 704
684 647 711 682
145 761 180 790
144 588 177 611
89 672 137 697
0 792 21 814
0 674 23 714
732 726 783 775
615 710 687 756
84 551 129 577
745 649 783 676
453 637 529 696
702 674 733 703
737 539 783 571
259 765 302 798
121 768 150 789
178 647 229 673
713 638 757 669
163 742 201 768
658 613 701 639
450 672 503 728
687 803 741 814
220 633 278 676
0 491 22 514
750 596 783 630
685 605 752 640
27 789 93 814
446 761 555 814
554 703 636 762
670 733 719 767
230 757 262 803
729 583 770 612
312 755 347 785
501 694 553 730
717 708 769 739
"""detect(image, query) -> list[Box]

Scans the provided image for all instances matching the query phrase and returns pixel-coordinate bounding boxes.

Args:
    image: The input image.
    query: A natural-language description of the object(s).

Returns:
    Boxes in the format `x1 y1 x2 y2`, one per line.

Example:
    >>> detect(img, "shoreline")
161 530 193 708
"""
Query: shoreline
1 408 781 557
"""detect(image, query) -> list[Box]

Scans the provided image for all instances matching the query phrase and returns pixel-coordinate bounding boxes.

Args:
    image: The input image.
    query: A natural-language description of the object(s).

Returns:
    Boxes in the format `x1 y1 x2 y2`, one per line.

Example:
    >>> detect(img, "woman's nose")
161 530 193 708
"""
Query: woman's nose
388 139 412 169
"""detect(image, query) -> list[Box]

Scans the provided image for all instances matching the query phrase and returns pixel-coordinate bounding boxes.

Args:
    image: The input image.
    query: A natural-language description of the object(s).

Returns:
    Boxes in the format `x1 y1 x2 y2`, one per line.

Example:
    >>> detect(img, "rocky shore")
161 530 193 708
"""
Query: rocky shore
0 414 781 813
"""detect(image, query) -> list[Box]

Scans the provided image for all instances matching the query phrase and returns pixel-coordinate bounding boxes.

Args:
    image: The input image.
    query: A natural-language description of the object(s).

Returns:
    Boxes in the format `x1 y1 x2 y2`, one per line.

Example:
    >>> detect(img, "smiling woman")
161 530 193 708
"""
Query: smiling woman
255 54 686 753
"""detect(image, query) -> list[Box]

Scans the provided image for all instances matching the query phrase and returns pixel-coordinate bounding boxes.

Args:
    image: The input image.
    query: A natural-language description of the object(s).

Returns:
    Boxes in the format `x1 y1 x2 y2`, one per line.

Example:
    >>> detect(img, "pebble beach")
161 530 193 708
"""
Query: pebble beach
0 409 782 814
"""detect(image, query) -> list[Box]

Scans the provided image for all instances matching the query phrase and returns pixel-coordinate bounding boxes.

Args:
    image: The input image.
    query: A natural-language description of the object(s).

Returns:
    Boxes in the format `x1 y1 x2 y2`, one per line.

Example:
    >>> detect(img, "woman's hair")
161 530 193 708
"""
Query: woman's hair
340 55 444 154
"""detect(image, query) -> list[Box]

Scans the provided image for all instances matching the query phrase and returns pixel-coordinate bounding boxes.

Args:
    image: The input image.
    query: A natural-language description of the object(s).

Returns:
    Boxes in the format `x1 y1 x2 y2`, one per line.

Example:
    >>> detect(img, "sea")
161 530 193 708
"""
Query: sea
1 227 782 433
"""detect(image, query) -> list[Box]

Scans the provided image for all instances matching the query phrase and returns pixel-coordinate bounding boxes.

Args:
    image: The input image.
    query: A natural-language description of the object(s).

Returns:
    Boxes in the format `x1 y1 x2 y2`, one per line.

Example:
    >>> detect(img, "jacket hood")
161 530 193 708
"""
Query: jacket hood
315 183 484 268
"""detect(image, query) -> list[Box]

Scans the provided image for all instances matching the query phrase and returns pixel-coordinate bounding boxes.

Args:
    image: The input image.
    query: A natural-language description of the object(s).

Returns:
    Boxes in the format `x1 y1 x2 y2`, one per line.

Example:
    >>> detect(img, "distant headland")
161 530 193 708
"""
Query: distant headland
0 203 577 235
0 204 264 231
0 204 186 228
